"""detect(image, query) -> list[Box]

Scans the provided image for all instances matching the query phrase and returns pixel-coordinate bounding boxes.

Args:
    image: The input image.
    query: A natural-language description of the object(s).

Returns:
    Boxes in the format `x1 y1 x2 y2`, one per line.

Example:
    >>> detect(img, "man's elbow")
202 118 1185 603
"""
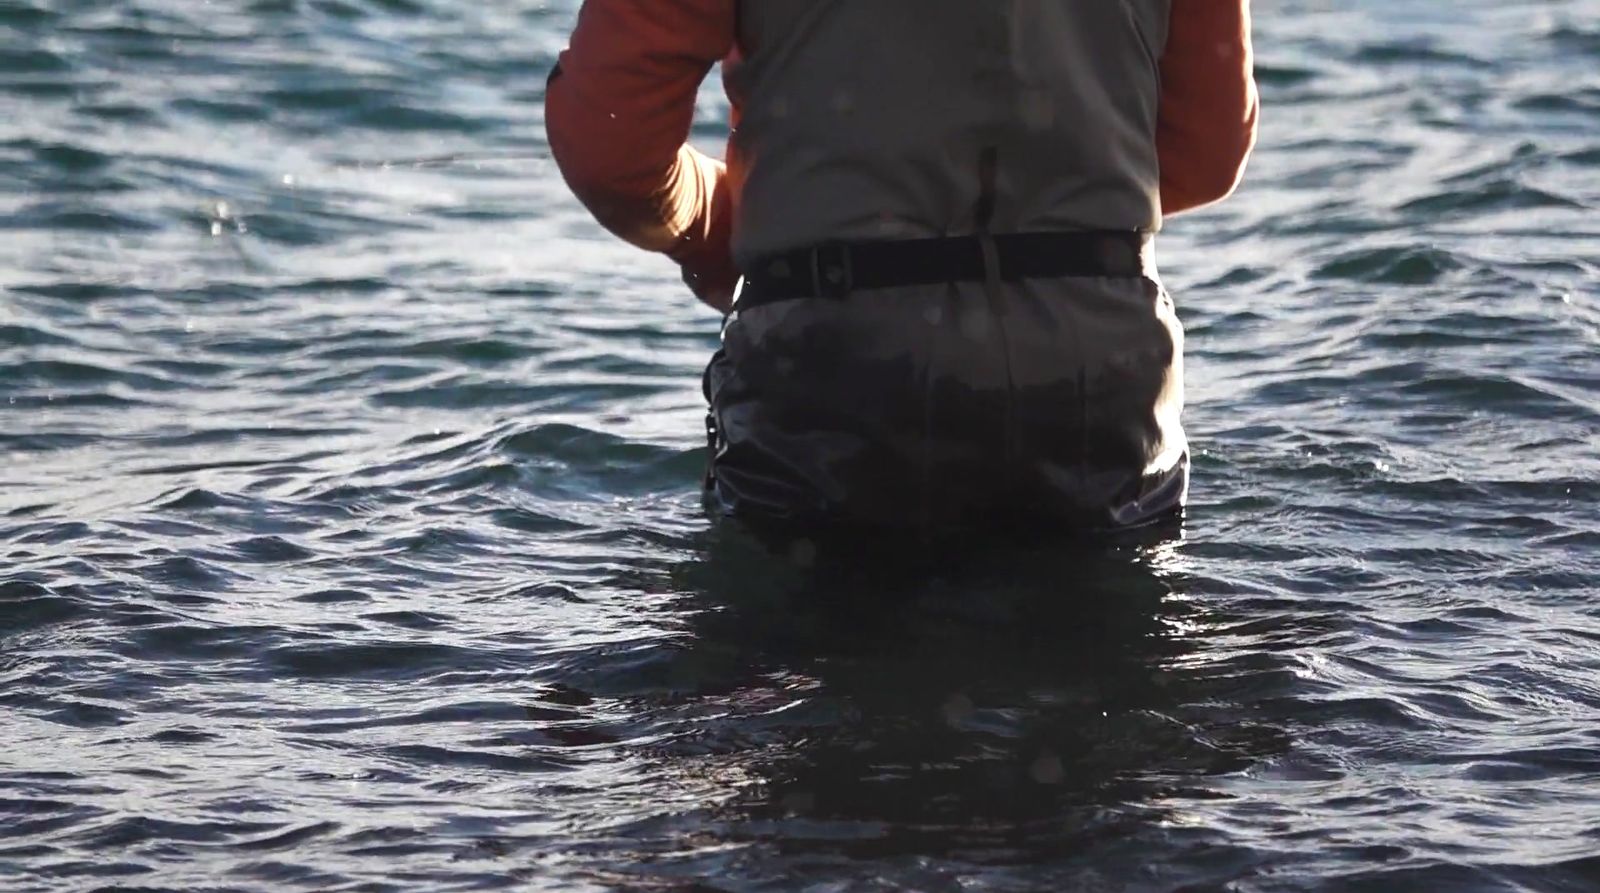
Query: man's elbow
546 95 678 250
546 84 618 211
558 173 680 252
1161 107 1259 215
1190 134 1255 208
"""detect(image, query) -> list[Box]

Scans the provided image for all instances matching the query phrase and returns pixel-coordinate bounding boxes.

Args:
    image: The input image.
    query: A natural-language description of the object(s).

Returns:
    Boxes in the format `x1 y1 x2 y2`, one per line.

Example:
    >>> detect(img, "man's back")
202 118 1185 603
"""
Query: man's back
546 0 1257 532
728 0 1169 264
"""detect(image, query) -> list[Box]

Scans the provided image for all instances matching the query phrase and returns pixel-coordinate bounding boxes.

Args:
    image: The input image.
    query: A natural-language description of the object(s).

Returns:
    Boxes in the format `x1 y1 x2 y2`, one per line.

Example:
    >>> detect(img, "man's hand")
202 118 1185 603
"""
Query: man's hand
672 155 738 315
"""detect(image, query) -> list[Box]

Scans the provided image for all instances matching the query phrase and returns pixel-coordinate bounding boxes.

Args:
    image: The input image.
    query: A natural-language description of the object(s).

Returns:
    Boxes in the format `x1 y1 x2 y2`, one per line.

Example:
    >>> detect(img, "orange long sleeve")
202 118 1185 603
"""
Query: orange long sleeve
1157 0 1260 216
544 0 738 307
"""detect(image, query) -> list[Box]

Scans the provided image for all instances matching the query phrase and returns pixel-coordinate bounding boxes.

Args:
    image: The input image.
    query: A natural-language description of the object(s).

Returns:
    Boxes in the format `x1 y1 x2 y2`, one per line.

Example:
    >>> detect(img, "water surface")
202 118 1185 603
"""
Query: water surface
3 0 1600 890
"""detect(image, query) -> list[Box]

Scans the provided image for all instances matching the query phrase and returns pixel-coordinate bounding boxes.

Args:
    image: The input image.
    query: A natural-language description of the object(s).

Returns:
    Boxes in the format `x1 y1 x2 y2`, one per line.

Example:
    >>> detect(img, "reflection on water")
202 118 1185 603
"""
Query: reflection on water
580 527 1292 888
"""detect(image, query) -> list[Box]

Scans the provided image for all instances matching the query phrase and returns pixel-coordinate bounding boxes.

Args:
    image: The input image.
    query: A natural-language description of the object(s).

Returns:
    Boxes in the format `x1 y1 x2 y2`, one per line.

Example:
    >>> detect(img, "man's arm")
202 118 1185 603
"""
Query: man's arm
544 0 738 311
1157 0 1259 216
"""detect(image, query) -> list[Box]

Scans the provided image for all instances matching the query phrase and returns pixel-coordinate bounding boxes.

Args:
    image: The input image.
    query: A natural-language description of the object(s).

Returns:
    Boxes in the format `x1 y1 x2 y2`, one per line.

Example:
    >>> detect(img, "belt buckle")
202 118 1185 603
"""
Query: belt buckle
811 243 853 299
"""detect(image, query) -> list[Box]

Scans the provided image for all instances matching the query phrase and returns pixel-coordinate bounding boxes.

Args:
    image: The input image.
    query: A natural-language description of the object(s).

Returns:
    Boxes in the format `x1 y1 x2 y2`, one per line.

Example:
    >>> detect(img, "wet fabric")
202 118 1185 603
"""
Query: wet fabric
704 272 1188 534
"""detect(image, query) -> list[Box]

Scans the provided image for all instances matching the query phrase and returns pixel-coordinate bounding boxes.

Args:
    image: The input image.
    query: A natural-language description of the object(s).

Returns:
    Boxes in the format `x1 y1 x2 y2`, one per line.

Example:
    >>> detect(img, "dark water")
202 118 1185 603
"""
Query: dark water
4 0 1600 889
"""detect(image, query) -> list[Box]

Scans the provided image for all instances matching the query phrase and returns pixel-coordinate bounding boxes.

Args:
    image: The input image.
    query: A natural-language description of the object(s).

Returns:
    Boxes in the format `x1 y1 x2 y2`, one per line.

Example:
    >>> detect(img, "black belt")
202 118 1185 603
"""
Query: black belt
734 230 1151 310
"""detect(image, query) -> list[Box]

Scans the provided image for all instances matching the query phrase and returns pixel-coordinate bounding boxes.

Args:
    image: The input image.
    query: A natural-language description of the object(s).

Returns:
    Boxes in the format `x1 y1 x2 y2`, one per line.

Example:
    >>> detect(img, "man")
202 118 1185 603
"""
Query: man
547 1 1257 533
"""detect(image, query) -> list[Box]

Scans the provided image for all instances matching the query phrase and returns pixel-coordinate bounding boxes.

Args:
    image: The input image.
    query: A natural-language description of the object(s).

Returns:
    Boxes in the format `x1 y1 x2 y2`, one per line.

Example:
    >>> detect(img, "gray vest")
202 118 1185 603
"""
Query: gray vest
725 0 1171 269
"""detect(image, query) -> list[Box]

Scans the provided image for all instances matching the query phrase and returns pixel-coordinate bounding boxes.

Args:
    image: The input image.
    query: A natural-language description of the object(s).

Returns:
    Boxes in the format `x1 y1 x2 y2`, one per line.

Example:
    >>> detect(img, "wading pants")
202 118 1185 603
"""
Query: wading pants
703 268 1188 533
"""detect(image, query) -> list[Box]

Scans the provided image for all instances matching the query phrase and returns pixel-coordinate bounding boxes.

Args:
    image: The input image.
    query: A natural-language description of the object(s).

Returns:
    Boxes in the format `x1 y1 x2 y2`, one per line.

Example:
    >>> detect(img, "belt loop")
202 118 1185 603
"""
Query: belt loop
978 233 1002 292
974 147 1006 314
812 243 853 299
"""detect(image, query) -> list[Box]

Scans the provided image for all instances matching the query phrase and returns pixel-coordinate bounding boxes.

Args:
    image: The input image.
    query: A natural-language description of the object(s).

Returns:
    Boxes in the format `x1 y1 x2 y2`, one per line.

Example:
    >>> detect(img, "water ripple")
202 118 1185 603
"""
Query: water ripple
2 0 1598 890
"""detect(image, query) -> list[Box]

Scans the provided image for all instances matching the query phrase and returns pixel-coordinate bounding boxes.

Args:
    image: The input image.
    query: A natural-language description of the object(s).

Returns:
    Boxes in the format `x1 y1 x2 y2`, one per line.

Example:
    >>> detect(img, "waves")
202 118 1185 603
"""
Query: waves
2 0 1599 890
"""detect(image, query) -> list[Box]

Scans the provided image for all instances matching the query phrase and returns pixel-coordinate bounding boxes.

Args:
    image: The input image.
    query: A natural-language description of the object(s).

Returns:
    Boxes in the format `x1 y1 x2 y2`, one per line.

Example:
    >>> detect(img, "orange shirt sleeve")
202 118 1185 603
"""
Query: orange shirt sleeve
1157 0 1260 216
544 0 737 302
